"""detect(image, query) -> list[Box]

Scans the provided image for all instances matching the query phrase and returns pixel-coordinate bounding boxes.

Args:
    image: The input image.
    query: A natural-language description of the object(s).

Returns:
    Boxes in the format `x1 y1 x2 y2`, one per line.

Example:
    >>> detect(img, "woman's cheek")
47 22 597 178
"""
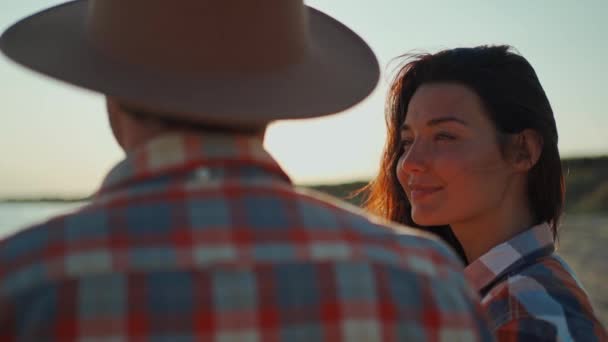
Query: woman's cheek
395 156 407 188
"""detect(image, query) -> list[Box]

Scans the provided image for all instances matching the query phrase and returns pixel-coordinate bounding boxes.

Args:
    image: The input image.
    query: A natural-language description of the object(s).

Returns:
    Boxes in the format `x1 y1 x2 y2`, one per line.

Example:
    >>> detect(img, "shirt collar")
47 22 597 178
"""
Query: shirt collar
464 223 555 293
97 131 290 195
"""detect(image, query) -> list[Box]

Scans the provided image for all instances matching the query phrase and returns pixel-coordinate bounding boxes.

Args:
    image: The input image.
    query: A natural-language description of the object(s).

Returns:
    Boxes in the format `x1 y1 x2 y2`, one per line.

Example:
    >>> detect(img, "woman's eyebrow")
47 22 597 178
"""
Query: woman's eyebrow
401 116 468 131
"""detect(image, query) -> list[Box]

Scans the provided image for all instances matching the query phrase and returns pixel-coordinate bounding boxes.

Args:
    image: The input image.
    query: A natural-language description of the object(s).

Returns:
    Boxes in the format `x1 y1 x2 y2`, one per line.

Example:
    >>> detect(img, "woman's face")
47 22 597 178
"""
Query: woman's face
396 82 516 227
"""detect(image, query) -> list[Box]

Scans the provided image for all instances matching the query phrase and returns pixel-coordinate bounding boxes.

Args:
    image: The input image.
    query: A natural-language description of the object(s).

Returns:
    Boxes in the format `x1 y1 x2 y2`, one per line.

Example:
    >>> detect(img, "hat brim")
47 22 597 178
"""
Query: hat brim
0 1 379 125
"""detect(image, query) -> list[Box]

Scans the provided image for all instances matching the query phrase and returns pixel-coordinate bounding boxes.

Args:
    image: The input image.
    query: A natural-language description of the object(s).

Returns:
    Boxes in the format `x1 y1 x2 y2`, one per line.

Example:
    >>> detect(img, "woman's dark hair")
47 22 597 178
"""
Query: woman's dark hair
362 45 564 263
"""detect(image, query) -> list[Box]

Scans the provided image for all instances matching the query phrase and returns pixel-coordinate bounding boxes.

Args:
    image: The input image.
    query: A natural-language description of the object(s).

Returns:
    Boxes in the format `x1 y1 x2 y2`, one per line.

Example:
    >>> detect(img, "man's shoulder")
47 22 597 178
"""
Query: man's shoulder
0 204 87 263
291 187 465 267
0 187 465 282
0 206 85 296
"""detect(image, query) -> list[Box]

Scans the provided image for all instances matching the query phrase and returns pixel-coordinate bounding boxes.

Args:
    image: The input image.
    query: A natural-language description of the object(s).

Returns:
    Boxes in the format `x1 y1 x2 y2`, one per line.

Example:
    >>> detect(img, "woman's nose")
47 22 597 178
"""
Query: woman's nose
398 141 428 174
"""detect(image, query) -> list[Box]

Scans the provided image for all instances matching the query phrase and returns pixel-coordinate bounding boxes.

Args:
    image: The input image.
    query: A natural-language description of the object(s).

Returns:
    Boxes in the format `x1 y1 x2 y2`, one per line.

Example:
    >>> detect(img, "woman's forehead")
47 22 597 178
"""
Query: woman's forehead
404 83 488 127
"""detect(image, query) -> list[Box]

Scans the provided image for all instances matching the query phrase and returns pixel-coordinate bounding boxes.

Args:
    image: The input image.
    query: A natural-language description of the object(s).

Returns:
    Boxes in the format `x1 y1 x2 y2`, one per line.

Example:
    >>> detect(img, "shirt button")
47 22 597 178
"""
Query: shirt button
195 167 211 181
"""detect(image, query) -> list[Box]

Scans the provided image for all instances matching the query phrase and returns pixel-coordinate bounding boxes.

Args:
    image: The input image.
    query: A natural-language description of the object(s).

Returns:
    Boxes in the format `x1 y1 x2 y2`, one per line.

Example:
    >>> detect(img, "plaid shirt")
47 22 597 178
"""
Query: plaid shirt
465 223 608 341
0 132 493 341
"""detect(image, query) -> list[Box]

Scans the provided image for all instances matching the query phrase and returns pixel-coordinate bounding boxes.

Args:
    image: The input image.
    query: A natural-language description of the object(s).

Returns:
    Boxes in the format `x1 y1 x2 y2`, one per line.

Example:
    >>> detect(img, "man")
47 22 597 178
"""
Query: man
0 1 493 340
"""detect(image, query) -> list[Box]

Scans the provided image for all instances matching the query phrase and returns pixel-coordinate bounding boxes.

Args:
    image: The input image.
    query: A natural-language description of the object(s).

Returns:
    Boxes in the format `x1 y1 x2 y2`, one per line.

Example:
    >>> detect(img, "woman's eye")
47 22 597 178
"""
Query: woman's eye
401 139 413 150
435 133 456 141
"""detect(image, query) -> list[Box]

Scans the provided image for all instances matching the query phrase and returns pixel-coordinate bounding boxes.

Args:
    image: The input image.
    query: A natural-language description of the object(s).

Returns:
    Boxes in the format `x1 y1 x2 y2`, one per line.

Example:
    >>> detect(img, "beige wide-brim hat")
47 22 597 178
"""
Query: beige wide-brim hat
0 0 379 126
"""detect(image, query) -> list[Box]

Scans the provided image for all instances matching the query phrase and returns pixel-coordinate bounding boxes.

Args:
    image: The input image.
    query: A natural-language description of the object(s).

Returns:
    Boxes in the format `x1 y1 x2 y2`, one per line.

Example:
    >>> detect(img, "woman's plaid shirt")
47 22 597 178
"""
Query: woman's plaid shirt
0 132 493 341
465 223 607 341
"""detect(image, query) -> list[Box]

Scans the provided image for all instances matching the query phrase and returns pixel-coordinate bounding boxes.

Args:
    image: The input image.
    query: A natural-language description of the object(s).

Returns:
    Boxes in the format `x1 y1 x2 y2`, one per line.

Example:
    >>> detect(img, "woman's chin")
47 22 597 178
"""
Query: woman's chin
411 211 444 226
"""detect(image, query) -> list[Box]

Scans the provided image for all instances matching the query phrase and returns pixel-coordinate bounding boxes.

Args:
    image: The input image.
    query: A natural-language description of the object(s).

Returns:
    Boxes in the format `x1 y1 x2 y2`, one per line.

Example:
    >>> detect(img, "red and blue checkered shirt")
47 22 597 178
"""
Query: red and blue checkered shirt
465 223 607 341
0 132 494 341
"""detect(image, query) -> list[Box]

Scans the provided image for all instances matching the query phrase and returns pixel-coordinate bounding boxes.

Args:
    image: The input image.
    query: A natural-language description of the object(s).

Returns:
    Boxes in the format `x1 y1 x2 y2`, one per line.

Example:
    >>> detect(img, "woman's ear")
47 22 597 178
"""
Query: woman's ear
512 129 543 172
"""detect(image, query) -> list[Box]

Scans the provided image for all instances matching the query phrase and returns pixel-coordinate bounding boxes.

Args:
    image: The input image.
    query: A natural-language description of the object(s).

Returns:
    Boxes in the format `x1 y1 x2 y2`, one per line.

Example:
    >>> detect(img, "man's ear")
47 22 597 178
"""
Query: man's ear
106 97 126 150
512 129 543 172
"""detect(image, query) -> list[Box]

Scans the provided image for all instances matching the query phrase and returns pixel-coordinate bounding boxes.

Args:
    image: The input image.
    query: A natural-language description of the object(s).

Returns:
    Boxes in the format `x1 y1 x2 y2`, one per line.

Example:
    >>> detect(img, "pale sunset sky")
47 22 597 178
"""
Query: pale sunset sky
1 0 607 198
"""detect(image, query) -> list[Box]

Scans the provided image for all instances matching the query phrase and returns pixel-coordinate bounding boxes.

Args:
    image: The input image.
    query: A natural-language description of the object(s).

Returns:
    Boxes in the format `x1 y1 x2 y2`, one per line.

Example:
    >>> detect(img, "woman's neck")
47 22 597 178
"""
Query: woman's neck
450 188 536 264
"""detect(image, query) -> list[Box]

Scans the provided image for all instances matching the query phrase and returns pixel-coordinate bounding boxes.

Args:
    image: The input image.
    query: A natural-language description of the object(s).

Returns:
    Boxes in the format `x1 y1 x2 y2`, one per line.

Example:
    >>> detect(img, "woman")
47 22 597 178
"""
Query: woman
364 45 607 340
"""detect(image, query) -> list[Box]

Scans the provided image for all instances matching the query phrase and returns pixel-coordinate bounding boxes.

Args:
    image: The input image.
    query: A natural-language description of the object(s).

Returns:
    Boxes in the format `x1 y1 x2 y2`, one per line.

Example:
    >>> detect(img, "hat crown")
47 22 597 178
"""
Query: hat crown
87 0 311 74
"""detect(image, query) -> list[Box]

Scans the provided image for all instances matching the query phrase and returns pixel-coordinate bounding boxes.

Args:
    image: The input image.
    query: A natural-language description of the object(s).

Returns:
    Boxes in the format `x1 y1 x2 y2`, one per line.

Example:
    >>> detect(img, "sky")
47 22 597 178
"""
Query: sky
1 0 607 197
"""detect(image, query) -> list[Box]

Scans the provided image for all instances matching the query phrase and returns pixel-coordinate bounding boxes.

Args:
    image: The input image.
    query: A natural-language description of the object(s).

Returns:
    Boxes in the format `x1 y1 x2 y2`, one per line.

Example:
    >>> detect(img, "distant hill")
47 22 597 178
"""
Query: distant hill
307 156 608 214
2 156 606 214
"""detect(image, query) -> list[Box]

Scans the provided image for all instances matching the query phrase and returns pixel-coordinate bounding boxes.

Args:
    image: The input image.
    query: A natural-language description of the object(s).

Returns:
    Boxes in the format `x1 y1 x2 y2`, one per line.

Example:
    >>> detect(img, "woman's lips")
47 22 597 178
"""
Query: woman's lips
409 185 442 201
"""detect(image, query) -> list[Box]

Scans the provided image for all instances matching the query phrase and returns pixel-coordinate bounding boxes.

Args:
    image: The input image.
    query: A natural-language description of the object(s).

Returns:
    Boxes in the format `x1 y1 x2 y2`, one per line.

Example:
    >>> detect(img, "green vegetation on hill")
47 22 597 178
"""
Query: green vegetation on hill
562 156 608 213
307 181 369 206
308 156 608 215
